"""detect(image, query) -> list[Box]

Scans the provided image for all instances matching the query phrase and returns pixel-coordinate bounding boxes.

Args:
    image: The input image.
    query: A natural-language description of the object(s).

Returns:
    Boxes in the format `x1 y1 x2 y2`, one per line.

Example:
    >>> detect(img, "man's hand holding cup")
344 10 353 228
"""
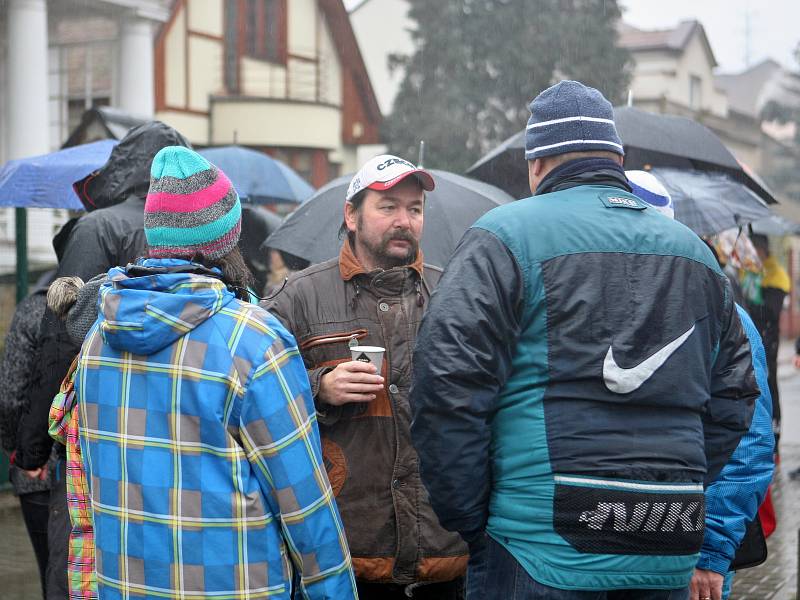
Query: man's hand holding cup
319 346 385 406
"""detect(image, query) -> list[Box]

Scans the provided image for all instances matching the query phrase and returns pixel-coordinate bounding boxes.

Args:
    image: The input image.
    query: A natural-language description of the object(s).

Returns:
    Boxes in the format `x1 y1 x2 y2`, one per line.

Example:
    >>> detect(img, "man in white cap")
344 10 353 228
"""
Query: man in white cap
266 155 468 599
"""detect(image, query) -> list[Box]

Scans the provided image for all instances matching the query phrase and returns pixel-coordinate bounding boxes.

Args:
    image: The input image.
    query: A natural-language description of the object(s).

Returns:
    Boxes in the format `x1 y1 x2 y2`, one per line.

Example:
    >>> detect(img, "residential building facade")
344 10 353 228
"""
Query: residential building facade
0 0 169 274
155 0 382 186
617 20 766 169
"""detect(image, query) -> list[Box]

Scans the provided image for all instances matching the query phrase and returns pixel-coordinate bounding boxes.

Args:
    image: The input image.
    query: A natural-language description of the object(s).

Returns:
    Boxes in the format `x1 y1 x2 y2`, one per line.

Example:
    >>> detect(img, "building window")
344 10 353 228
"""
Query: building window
689 75 702 111
67 97 110 135
224 0 240 94
50 37 115 145
245 0 287 64
270 148 313 184
0 209 8 240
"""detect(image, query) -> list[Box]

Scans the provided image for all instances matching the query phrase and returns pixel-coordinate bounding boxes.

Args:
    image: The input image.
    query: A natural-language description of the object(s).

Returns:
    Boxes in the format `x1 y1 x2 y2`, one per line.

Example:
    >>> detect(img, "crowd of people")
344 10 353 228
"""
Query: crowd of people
0 80 787 600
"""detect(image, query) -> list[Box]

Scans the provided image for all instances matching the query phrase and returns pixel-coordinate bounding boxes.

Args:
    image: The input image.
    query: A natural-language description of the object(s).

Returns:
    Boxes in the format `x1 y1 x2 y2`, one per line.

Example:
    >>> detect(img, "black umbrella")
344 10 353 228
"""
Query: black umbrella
240 205 284 291
466 107 778 205
264 171 514 268
467 130 529 199
652 168 772 236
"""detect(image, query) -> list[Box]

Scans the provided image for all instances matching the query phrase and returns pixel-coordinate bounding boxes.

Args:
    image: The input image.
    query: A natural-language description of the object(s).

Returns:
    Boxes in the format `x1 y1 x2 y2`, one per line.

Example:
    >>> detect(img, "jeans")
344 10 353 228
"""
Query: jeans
46 458 70 600
466 533 683 600
357 578 465 599
19 490 50 599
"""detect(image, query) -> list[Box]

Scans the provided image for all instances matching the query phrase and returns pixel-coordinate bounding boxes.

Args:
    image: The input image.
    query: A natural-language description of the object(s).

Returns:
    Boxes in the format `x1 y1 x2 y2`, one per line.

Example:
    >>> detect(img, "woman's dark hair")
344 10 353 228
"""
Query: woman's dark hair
193 246 254 301
148 245 255 301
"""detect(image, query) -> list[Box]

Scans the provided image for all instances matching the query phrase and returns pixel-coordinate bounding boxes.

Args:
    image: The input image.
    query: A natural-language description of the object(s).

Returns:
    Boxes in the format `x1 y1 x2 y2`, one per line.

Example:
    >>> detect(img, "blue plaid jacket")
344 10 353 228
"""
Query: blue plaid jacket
76 259 357 599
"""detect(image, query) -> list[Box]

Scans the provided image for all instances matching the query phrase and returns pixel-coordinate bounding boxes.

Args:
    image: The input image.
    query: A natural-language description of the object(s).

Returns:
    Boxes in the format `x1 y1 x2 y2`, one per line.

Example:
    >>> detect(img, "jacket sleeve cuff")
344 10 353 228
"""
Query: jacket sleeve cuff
13 448 49 470
696 550 732 575
308 367 342 426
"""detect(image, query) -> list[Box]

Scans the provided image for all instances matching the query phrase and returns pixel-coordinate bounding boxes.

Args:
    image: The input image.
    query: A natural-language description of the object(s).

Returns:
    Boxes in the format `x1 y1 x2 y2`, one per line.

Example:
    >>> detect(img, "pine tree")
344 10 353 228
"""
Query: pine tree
760 42 800 201
384 0 633 172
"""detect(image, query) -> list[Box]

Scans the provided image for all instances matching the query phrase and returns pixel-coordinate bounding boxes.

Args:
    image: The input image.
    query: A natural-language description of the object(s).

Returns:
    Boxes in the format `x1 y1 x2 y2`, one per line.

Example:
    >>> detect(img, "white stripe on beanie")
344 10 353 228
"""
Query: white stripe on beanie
526 115 616 130
525 139 624 158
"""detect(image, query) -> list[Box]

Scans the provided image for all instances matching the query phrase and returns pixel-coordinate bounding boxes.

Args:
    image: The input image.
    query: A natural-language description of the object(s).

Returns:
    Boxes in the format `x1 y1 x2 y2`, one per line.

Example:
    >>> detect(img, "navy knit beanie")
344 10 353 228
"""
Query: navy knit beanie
525 80 624 160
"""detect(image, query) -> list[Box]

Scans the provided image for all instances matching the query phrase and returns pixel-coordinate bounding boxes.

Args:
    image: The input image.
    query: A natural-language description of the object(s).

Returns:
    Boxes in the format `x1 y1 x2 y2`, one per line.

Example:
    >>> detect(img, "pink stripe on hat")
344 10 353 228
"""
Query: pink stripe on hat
146 172 232 214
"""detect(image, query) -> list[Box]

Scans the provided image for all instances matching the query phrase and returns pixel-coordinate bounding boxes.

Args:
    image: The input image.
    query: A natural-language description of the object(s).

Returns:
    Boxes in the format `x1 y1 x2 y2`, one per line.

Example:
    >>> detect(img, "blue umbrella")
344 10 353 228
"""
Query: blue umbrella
198 145 314 205
0 139 118 209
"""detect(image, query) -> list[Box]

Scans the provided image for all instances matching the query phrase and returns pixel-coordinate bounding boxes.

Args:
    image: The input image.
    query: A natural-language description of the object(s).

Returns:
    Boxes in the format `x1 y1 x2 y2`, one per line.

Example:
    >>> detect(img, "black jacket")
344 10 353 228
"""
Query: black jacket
14 122 189 469
410 161 758 589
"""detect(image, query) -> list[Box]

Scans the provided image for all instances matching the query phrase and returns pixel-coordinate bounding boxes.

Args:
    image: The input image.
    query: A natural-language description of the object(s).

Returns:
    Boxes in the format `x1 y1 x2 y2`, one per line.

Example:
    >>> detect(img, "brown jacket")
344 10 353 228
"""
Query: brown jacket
265 242 467 584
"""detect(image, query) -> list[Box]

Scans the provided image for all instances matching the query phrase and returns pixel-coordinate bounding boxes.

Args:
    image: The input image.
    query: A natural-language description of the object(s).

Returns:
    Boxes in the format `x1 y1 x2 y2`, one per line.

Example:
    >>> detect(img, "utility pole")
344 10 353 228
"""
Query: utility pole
743 4 753 68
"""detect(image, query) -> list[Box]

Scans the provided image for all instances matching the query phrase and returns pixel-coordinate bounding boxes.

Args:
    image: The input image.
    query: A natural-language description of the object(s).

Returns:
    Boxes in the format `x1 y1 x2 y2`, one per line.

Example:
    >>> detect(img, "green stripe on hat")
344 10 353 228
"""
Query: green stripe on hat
150 146 211 180
146 202 242 247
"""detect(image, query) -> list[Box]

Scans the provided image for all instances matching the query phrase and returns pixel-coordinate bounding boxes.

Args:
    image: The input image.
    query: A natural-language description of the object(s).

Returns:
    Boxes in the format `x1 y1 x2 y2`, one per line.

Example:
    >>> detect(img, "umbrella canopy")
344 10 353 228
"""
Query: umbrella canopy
615 107 777 204
198 145 314 205
466 130 528 199
240 205 284 292
466 107 778 205
264 170 514 268
749 214 800 237
0 139 117 209
652 167 772 236
73 121 191 211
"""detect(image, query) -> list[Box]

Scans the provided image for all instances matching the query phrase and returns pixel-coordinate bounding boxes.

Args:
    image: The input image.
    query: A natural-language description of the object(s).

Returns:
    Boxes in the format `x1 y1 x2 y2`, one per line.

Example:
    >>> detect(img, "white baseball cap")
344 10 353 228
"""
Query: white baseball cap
346 154 435 202
626 170 674 219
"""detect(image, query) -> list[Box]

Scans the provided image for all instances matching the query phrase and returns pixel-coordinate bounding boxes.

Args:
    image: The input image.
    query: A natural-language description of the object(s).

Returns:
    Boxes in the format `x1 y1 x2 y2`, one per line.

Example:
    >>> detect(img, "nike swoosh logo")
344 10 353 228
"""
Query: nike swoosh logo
603 324 696 394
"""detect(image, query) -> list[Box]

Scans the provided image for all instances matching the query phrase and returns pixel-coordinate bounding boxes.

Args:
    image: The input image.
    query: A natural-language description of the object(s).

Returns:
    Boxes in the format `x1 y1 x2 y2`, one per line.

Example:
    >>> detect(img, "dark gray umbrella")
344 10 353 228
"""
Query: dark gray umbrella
651 168 772 236
466 130 528 199
264 171 513 268
466 107 778 205
240 205 284 291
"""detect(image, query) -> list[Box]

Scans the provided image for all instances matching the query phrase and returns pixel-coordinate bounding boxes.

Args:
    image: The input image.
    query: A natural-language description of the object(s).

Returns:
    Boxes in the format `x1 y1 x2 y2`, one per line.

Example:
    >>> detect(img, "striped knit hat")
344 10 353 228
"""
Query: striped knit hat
144 146 242 260
525 80 624 160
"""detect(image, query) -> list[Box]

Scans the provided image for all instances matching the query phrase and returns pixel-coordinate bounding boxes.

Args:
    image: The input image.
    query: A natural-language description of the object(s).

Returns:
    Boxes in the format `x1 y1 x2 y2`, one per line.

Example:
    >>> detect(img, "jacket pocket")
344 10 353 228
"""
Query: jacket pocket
552 474 705 555
300 328 368 352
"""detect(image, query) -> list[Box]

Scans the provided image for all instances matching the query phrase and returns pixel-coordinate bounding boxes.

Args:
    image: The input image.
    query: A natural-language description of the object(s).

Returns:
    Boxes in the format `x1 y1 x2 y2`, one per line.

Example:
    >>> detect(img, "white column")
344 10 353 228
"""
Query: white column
117 16 155 117
6 0 49 159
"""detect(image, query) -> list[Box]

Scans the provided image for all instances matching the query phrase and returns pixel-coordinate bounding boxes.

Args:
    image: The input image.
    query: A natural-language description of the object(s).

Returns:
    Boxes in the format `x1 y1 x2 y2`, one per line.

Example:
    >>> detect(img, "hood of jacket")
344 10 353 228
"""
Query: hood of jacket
73 121 191 211
98 258 236 355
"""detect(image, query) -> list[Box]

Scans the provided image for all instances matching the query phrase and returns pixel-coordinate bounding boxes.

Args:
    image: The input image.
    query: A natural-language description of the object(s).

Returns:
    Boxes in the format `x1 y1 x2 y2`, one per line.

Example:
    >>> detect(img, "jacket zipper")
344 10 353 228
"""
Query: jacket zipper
300 328 368 351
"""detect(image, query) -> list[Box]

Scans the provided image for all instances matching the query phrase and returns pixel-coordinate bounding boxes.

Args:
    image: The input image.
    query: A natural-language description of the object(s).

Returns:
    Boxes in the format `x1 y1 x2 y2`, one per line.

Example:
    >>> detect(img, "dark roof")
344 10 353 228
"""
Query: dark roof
62 106 149 148
618 20 717 68
319 0 382 127
716 59 800 117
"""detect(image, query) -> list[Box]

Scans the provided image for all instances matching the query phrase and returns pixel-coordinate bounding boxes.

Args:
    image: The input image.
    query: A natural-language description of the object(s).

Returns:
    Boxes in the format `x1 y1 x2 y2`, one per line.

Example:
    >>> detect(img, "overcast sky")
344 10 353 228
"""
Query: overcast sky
346 1 799 74
621 0 799 73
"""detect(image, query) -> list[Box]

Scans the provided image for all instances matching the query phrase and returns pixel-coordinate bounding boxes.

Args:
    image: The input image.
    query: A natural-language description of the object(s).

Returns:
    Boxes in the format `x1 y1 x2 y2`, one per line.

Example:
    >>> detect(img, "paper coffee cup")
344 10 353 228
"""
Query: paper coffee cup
350 345 385 373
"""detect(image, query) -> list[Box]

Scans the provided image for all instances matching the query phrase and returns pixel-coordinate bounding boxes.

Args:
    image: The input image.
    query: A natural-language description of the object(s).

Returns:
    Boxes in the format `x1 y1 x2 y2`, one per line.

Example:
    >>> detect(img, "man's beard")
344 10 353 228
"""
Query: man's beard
357 219 419 270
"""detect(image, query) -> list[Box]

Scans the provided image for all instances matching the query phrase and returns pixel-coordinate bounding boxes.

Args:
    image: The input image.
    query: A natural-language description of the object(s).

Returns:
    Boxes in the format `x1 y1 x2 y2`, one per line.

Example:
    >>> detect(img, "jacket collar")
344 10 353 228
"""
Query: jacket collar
338 238 424 282
535 157 631 196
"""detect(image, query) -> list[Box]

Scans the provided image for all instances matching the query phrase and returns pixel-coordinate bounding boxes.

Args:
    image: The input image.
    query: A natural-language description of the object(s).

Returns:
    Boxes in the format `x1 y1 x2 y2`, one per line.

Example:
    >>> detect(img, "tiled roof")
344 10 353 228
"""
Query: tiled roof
617 19 717 68
618 20 697 52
